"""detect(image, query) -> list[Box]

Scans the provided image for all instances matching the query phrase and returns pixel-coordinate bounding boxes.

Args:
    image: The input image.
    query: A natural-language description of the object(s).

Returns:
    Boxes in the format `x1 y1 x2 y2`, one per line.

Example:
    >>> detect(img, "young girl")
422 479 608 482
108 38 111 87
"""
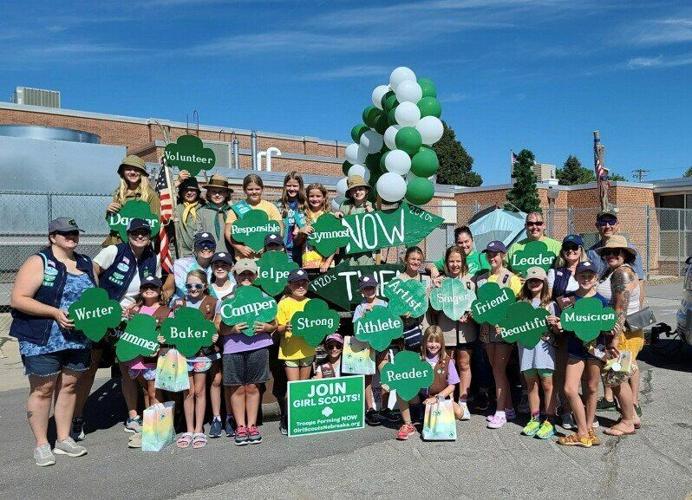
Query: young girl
199 174 234 254
295 183 336 273
314 334 343 378
276 171 307 264
209 252 236 301
397 247 430 353
395 326 462 440
515 267 560 440
174 177 204 256
172 270 219 449
224 174 283 259
431 245 476 421
338 175 375 266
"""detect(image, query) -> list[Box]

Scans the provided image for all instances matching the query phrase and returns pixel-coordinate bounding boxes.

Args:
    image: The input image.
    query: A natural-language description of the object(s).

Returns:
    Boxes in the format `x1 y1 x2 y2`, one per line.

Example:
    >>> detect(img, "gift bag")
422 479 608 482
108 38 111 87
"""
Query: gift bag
342 336 376 375
422 399 457 441
155 348 190 392
142 402 176 452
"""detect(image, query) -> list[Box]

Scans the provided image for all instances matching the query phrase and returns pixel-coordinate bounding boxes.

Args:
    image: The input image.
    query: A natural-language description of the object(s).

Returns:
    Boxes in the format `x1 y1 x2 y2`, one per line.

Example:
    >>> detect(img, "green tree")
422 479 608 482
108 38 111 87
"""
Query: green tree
608 172 627 181
556 155 595 185
506 149 541 213
432 121 482 186
683 166 692 177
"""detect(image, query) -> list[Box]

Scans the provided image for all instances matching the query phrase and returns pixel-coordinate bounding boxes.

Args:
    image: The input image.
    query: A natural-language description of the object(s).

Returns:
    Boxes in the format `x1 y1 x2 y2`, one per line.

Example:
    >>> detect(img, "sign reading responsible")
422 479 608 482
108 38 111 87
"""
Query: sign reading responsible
232 210 282 252
309 263 402 310
288 375 365 437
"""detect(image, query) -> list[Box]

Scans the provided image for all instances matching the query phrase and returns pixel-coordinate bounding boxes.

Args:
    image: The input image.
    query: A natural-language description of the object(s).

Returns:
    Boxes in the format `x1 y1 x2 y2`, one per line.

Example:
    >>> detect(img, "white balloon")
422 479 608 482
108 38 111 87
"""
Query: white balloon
345 142 367 164
395 80 422 104
395 101 421 127
331 195 346 212
416 116 444 145
347 164 370 182
389 66 417 92
383 125 401 150
336 177 349 197
376 172 407 203
371 84 390 110
359 130 384 154
384 149 412 176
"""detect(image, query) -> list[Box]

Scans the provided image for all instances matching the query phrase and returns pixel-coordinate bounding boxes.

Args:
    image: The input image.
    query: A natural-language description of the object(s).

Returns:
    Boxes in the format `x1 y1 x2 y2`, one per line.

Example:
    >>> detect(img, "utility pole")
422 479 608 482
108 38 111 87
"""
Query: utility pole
632 168 649 182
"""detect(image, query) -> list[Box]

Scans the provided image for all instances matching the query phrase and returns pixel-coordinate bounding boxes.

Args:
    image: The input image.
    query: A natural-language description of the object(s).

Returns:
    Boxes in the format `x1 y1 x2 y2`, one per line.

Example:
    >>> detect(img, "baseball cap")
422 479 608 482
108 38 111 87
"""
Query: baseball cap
287 269 309 283
562 234 584 248
264 233 285 247
358 275 378 289
194 232 216 249
233 259 258 275
140 275 162 288
575 261 597 275
126 218 151 233
483 240 508 254
325 333 344 345
48 217 84 234
525 266 547 281
211 252 233 266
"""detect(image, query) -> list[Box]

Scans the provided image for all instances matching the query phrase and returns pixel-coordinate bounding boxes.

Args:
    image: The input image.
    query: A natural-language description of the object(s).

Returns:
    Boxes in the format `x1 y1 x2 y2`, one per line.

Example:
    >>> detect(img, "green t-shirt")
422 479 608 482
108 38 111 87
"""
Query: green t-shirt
506 236 561 271
434 249 490 277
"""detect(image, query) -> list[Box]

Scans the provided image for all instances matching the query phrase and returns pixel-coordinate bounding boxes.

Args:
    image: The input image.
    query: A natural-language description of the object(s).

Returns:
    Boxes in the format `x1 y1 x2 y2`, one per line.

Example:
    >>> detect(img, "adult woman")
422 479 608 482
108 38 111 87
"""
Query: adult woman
10 218 94 466
199 175 234 254
163 232 217 301
174 177 204 257
595 236 644 436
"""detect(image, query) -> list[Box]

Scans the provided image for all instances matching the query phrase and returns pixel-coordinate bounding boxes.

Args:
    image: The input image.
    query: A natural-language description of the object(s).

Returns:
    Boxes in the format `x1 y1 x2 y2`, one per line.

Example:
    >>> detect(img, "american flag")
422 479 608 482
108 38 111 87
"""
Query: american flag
595 155 606 180
154 159 173 273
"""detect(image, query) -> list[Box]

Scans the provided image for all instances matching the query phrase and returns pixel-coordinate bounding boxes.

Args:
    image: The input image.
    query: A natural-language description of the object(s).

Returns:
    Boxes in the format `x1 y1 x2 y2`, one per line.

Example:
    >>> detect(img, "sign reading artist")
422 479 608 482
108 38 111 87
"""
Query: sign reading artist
107 200 161 242
160 307 215 357
309 263 402 310
220 286 277 336
383 278 428 318
69 288 122 342
288 375 365 437
164 135 216 176
509 241 557 277
115 313 160 362
560 297 617 343
232 210 282 252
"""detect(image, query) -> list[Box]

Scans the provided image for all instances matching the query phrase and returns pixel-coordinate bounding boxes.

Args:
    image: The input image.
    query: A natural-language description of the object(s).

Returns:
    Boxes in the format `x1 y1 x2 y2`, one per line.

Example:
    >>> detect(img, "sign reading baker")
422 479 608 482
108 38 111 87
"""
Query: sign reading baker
160 307 215 357
220 286 277 336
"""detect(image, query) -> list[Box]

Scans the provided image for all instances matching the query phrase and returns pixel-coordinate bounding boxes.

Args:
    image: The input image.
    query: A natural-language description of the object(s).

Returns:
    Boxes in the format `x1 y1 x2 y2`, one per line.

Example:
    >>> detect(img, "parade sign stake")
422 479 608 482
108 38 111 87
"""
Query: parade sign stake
497 302 549 348
68 288 122 342
560 297 617 343
509 241 557 277
163 135 215 176
220 286 277 336
232 210 282 252
290 299 340 347
429 278 474 319
383 278 428 318
470 282 516 325
288 375 365 437
380 351 434 400
354 307 404 351
107 200 161 242
255 251 299 296
309 213 351 257
160 307 215 357
115 313 160 362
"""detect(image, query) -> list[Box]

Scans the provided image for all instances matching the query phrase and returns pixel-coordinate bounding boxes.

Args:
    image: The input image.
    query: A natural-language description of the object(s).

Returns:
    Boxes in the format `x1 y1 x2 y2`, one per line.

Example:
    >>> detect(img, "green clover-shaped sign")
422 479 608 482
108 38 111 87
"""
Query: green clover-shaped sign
380 350 433 400
255 250 299 296
353 306 403 351
308 213 350 257
115 313 160 362
163 134 215 176
560 297 617 343
508 240 557 278
430 278 474 320
219 285 277 336
68 288 122 342
232 210 282 252
384 278 428 318
470 282 516 325
107 200 161 242
290 299 339 347
160 307 215 357
497 302 549 348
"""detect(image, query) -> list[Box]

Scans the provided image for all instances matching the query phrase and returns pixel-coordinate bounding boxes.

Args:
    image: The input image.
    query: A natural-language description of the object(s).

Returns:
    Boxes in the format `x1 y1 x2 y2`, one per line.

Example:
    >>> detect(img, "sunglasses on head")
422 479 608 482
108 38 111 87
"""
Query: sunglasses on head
526 221 544 227
185 283 205 290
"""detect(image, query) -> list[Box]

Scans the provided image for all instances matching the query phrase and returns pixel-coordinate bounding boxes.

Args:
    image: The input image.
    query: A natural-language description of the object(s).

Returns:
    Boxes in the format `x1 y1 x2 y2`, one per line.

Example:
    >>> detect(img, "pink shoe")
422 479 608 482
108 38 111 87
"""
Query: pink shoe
487 414 507 429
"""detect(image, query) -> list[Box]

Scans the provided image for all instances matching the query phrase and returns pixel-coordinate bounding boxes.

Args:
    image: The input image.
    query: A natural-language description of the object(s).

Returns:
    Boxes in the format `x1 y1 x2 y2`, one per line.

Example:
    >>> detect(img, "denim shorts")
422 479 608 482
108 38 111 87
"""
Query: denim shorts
22 348 91 377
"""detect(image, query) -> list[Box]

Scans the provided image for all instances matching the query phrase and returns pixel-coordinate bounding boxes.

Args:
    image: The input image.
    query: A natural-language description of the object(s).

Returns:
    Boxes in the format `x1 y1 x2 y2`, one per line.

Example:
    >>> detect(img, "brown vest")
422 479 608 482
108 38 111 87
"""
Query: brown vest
428 357 449 396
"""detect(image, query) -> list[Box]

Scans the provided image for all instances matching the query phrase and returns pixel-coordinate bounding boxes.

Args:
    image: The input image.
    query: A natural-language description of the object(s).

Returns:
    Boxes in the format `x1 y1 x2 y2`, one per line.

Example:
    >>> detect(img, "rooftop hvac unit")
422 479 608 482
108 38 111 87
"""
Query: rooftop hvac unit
12 87 61 108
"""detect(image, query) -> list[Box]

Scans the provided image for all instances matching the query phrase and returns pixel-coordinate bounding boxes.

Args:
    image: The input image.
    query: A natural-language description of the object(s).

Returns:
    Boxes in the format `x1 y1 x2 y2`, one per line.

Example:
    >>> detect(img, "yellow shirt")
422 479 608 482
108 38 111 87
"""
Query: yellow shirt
276 296 315 360
225 199 282 227
486 271 522 296
302 209 332 268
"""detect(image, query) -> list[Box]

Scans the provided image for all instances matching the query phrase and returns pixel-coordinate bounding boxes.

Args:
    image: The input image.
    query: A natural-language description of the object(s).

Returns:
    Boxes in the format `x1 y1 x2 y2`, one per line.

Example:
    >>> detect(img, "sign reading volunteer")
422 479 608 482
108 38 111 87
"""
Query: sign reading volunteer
560 297 617 342
255 251 299 296
163 134 216 176
309 263 402 310
220 286 277 335
509 241 557 277
115 313 160 362
232 210 282 252
497 302 549 348
470 282 517 325
290 299 340 347
107 200 160 242
380 351 434 400
68 288 122 342
309 213 351 257
383 278 428 317
429 279 474 319
160 307 215 357
354 307 404 351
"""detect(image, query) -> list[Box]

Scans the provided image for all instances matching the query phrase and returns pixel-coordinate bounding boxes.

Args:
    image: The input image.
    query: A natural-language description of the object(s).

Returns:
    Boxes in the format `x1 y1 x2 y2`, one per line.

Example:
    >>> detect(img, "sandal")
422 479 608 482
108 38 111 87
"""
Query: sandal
604 423 636 436
176 432 193 448
192 432 207 449
557 433 592 447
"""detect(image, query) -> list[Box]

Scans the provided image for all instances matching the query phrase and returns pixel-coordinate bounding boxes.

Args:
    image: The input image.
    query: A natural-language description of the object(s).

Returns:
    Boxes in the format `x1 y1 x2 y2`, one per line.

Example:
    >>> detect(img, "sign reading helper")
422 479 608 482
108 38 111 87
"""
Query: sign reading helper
288 375 365 437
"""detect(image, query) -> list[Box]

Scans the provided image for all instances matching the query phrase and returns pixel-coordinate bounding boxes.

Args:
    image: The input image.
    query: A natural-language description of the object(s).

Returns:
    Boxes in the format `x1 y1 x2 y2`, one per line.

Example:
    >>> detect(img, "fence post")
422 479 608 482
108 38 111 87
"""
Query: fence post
567 207 574 235
678 209 682 277
47 193 53 226
645 205 650 279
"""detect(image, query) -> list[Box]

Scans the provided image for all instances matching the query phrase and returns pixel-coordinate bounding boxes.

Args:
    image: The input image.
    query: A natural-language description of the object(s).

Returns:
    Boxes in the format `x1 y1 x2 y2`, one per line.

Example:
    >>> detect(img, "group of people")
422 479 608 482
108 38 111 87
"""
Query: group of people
10 154 647 467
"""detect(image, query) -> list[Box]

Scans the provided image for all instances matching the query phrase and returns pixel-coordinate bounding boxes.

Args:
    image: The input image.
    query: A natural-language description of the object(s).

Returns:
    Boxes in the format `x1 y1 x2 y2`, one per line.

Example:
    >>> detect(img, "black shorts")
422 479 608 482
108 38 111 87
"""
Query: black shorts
223 348 271 386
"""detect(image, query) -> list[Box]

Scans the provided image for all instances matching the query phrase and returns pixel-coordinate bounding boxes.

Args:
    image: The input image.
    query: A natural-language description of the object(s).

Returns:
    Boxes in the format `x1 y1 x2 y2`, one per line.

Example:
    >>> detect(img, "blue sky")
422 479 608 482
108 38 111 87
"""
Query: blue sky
1 0 691 184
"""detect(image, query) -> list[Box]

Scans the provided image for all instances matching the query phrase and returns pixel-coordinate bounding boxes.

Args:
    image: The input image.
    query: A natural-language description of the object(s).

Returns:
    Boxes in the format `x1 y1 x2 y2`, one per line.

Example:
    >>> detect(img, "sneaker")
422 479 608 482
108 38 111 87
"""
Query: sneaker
70 417 85 441
128 433 142 448
487 413 507 429
208 418 223 438
596 398 617 411
379 408 402 424
522 416 541 437
124 416 142 433
518 393 530 414
396 423 416 441
474 391 490 411
588 429 601 446
561 412 575 430
280 414 288 436
53 437 87 457
459 402 471 421
634 403 643 418
557 433 592 448
505 408 516 421
34 444 55 467
365 409 383 426
592 418 600 429
234 425 249 446
536 420 555 440
247 425 262 444
225 417 236 437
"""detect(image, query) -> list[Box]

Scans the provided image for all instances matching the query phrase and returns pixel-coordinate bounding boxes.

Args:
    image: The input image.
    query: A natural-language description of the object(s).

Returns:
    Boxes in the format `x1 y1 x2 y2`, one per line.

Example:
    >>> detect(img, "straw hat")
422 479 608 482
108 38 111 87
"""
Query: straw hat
595 235 637 260
118 154 148 177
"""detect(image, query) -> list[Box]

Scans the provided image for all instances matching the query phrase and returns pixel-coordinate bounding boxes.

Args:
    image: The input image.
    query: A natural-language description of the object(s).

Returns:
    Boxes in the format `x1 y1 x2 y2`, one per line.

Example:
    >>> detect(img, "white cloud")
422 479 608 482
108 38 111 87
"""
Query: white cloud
301 65 390 81
627 53 692 69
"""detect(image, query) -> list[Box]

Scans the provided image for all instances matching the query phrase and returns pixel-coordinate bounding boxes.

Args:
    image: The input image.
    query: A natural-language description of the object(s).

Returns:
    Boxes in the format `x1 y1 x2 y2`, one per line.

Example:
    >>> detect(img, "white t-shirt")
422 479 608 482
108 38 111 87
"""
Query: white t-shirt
94 245 162 307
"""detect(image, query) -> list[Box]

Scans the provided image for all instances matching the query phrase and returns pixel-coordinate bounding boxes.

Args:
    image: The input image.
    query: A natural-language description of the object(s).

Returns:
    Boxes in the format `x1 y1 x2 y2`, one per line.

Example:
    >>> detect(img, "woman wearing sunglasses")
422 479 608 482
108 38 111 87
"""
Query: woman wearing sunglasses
163 232 217 302
507 212 562 269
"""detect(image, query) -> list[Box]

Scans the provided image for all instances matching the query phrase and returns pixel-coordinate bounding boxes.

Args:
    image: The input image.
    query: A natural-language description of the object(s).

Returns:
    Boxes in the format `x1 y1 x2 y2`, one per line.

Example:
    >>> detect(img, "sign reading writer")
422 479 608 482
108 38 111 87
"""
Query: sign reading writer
69 288 122 342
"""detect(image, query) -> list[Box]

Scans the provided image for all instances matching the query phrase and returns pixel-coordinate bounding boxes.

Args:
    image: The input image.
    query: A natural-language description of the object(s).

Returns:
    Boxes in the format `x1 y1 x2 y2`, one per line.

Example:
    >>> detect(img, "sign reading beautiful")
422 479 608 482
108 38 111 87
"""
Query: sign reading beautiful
509 241 557 277
163 135 215 176
560 297 617 342
309 263 402 310
107 200 161 242
497 302 549 348
232 210 282 252
288 375 365 437
220 286 277 336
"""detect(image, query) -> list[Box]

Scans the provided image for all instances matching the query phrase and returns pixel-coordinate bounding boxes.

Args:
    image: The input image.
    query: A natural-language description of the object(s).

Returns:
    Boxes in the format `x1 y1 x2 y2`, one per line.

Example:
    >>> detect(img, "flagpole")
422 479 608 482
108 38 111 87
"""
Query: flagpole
162 157 183 259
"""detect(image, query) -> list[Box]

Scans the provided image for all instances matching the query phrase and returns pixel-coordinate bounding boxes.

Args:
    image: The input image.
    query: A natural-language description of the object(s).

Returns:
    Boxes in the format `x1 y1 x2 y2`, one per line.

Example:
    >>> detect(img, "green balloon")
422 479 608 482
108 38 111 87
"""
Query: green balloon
418 78 437 98
395 127 422 155
381 91 398 111
386 108 397 126
405 177 435 205
379 151 389 170
410 147 439 177
365 153 382 171
417 96 441 118
351 124 369 143
374 113 389 134
362 106 381 129
342 160 352 176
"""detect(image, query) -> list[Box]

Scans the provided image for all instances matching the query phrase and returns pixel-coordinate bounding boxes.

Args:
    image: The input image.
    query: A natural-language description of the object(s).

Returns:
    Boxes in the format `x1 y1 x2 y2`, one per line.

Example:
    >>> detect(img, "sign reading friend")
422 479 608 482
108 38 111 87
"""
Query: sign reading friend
383 278 428 317
163 135 215 176
255 251 299 296
497 302 549 348
509 241 557 277
309 263 402 310
115 313 160 362
220 286 277 336
470 282 516 325
160 307 215 357
560 297 617 343
232 210 282 252
429 278 474 319
380 351 434 400
68 288 122 342
107 200 161 242
290 299 340 348
354 306 404 351
288 375 365 437
309 213 351 257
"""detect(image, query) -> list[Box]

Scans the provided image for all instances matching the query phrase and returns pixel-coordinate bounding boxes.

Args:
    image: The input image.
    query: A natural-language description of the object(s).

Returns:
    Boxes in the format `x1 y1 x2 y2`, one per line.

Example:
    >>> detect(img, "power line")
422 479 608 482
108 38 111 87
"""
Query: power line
631 168 650 182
